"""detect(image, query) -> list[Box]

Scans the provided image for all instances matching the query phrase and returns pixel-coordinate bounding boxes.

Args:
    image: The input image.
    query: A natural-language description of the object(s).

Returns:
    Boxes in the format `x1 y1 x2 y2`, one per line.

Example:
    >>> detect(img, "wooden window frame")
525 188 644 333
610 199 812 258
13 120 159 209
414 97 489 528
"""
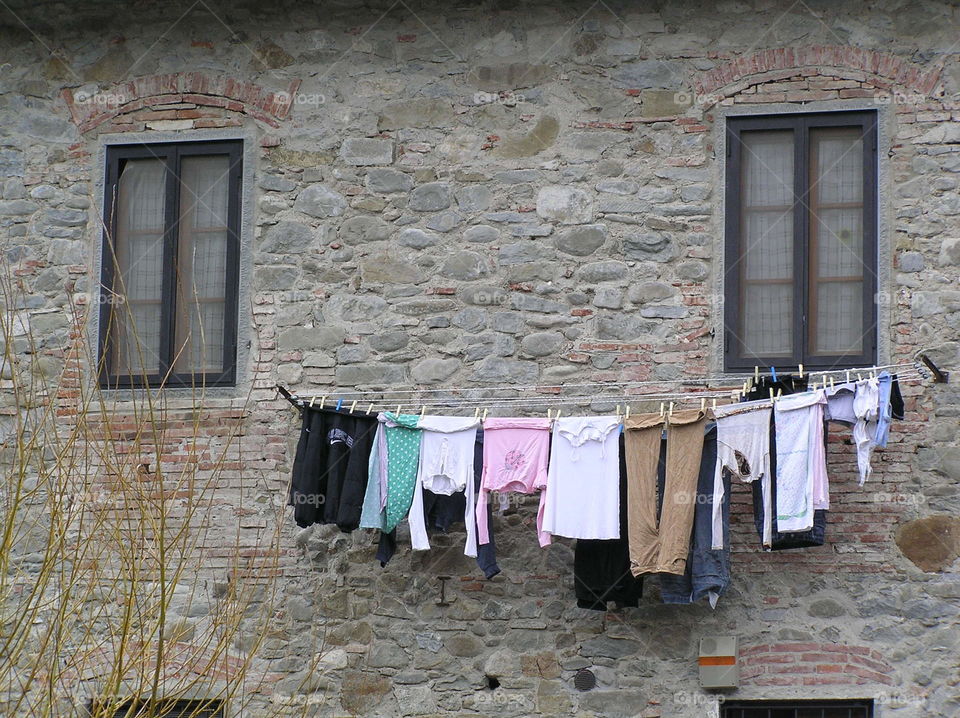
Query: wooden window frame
721 698 874 717
724 110 878 372
99 140 242 389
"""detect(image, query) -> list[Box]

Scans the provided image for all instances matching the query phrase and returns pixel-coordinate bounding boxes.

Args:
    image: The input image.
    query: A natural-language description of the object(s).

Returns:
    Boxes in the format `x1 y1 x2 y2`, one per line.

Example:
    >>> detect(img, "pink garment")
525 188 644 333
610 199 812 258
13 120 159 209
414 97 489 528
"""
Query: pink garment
477 417 551 546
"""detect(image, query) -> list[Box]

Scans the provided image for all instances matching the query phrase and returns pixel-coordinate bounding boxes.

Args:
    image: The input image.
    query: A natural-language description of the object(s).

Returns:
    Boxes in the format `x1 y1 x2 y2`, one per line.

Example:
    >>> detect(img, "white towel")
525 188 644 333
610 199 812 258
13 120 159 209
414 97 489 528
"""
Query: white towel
774 391 827 533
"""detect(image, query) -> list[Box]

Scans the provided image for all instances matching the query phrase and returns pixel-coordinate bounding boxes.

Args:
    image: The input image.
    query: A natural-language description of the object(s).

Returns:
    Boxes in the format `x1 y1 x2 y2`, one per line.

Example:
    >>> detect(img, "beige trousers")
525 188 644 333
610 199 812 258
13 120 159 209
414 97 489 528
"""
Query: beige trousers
625 408 707 576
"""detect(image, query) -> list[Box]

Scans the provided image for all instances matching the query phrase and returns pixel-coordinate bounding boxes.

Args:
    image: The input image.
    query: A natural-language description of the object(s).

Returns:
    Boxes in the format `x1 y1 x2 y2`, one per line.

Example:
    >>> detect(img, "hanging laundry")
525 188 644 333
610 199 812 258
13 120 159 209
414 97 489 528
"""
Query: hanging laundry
774 390 828 533
359 421 388 530
541 416 622 541
376 431 501 579
625 408 707 576
477 417 551 547
409 416 482 556
380 412 423 533
890 376 905 420
660 424 730 607
288 406 378 531
853 376 880 485
824 381 857 426
574 432 643 611
711 400 773 550
745 373 808 401
874 371 894 448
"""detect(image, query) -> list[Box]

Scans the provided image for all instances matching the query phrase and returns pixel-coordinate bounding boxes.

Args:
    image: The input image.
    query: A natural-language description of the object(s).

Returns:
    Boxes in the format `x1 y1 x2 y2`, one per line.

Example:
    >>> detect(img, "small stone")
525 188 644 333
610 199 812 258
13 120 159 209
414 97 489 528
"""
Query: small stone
628 281 676 303
260 221 315 253
676 260 708 281
408 182 452 211
471 357 538 384
339 215 392 244
580 636 641 659
259 174 297 192
360 253 425 284
499 242 549 265
577 260 628 283
397 227 440 249
808 598 847 618
593 287 623 309
899 251 925 272
456 185 492 212
596 179 638 195
325 294 388 322
555 224 607 256
340 137 394 166
0 199 39 216
680 183 711 201
536 185 594 224
464 224 498 243
425 211 462 232
444 633 484 657
366 168 414 193
370 331 409 352
411 358 459 384
509 223 553 237
462 286 509 306
294 184 347 217
640 305 686 318
520 331 564 357
939 239 960 266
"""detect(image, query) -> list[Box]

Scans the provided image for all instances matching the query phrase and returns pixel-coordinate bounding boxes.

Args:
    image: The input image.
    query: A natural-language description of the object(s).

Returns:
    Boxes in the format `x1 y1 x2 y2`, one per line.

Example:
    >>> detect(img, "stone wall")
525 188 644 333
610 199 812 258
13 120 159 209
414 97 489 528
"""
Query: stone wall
1 0 959 715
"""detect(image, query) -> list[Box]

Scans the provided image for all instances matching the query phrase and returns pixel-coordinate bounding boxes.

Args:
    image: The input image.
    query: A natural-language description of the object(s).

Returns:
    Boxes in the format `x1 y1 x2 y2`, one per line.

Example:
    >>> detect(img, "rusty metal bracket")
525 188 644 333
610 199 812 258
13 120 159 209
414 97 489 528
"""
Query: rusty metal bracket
918 353 950 384
436 575 452 607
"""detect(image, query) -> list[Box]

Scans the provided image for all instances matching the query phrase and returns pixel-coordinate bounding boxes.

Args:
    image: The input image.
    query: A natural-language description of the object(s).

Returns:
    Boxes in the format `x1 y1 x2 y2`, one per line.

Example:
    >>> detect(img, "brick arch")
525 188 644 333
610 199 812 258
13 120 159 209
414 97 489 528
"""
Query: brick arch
61 72 301 134
740 642 896 687
695 45 942 99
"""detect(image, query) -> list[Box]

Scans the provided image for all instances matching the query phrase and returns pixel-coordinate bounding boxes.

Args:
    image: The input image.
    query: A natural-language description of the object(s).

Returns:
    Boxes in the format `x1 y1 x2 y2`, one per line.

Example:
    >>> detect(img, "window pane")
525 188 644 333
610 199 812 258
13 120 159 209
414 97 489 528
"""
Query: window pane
740 130 794 357
809 128 865 356
173 155 230 375
111 158 165 377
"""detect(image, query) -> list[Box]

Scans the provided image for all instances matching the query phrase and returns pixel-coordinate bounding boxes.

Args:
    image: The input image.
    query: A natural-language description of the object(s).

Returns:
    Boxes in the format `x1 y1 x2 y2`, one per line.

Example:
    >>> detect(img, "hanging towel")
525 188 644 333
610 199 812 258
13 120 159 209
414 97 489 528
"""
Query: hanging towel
774 390 828 533
380 412 423 533
541 416 622 541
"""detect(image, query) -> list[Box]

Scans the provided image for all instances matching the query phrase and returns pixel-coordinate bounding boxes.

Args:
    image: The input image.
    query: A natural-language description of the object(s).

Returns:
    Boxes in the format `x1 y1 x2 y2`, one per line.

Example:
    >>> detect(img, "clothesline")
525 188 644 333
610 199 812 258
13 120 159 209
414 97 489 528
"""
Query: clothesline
281 364 927 413
287 361 921 401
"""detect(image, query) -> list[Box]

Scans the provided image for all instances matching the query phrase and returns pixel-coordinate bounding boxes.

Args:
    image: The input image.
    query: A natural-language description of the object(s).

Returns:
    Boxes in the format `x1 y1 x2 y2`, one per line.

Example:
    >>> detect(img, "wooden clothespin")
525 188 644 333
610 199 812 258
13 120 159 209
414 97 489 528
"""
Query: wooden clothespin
419 405 426 418
395 404 402 415
754 366 760 384
711 398 718 411
547 408 552 420
769 388 774 402
700 397 706 412
482 408 488 421
616 404 622 420
625 405 631 420
668 402 674 419
659 402 665 418
846 370 851 384
474 406 480 419
309 396 316 408
350 400 358 413
776 389 783 402
556 409 562 419
857 373 863 382
798 363 804 379
319 396 326 409
366 402 374 415
829 376 835 389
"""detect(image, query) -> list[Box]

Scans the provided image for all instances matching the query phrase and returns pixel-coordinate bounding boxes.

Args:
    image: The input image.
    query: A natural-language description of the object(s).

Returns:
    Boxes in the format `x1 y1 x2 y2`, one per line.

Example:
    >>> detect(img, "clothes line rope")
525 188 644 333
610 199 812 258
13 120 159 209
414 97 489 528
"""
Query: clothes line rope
283 361 925 403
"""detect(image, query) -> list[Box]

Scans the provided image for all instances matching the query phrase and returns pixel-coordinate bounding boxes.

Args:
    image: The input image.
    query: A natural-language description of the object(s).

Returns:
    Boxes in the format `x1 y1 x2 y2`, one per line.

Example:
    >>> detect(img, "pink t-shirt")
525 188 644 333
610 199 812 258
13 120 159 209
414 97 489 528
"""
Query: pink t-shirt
476 417 551 546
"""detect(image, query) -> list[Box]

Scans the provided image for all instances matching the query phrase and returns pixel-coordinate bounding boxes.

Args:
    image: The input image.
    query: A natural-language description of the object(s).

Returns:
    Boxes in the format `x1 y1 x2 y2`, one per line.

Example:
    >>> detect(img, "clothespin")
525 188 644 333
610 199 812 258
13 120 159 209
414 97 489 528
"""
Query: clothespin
616 404 622 420
474 406 480 419
309 396 316 408
395 404 402 415
419 405 426 418
829 376 835 389
798 363 804 379
754 366 760 384
350 400 358 413
769 388 775 402
743 380 749 395
700 397 706 412
770 366 777 382
711 398 717 411
776 388 782 401
668 402 674 418
556 409 562 419
857 373 863 382
319 396 326 409
625 405 631 420
335 398 344 411
659 402 665 418
547 409 552 420
482 408 488 421
366 402 374 415
846 370 851 384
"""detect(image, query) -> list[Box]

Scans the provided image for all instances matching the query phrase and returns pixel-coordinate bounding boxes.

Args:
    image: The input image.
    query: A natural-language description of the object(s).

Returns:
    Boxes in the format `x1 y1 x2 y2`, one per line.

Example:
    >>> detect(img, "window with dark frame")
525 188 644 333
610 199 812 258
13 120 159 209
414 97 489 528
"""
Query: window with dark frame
99 140 242 389
724 110 878 372
92 697 225 717
721 698 874 718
